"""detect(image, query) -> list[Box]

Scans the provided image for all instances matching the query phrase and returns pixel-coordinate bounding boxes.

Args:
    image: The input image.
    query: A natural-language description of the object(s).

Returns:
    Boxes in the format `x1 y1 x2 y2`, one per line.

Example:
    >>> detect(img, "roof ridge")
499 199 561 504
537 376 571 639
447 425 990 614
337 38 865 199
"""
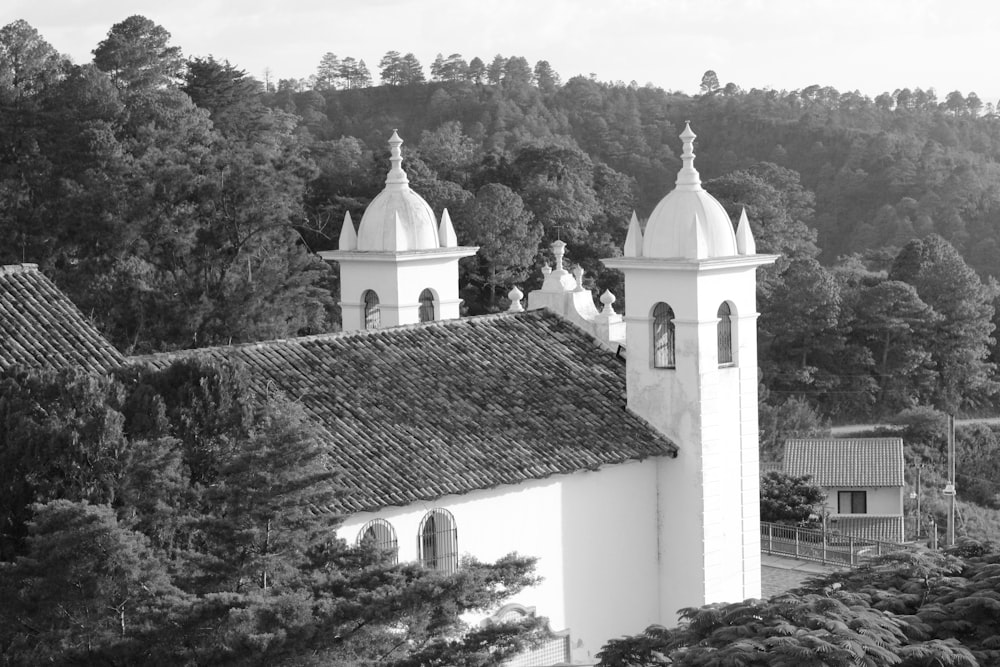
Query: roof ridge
132 310 555 360
0 263 40 276
786 437 903 444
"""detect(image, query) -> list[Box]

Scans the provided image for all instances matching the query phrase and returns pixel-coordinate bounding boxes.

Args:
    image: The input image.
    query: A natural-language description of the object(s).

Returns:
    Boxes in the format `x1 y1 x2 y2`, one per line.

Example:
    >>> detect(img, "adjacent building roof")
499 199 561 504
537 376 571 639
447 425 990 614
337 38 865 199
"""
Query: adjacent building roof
783 438 904 487
0 264 124 374
134 310 678 513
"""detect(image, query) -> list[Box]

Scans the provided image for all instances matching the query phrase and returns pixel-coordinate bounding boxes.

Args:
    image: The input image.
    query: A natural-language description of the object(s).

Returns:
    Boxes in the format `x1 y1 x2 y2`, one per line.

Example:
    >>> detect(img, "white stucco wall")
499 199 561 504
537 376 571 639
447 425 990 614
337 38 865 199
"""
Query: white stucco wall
323 249 474 331
823 486 903 516
603 257 769 619
336 459 663 661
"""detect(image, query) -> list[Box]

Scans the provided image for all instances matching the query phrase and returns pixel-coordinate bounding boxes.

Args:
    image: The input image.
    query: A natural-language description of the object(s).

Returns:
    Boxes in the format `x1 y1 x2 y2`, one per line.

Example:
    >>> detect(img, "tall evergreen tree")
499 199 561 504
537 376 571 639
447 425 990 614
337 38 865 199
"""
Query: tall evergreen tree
400 52 425 85
459 183 542 309
314 51 340 90
92 15 184 95
378 50 404 85
890 234 998 411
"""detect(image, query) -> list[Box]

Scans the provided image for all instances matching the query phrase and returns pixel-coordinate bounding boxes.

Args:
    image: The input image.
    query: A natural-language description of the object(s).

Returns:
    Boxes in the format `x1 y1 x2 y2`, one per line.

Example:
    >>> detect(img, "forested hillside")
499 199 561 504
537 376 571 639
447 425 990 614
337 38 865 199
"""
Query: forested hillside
3 16 1000 429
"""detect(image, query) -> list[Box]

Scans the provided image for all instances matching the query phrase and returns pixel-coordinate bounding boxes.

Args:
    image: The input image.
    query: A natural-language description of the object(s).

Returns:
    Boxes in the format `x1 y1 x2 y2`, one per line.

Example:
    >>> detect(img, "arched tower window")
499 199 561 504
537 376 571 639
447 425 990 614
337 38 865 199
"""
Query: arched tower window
652 302 676 369
717 302 734 366
418 509 458 573
362 290 380 330
357 518 398 564
418 288 435 323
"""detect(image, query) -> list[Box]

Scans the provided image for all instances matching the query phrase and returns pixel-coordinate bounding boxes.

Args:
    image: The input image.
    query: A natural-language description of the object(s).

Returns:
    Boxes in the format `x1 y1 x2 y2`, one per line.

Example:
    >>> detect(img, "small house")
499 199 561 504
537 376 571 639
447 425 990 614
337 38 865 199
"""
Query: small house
784 438 905 543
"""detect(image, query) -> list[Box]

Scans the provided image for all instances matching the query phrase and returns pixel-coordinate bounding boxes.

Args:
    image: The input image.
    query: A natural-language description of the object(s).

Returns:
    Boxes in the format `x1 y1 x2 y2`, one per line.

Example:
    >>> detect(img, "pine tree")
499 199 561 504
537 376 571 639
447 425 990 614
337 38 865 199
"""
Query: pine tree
0 360 550 665
315 51 340 90
378 50 404 85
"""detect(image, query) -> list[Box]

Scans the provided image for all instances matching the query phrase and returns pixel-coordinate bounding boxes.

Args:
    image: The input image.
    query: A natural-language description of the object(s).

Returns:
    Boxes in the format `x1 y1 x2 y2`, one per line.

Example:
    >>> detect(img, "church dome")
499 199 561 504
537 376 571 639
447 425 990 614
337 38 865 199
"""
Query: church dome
357 131 440 251
641 123 737 259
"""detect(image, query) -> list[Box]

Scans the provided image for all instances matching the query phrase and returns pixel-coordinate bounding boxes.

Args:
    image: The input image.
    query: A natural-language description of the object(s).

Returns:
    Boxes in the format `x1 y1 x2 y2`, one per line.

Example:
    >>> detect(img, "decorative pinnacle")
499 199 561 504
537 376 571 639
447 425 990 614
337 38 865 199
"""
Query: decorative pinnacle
675 121 701 189
552 239 567 271
600 289 616 314
508 286 525 312
386 129 408 186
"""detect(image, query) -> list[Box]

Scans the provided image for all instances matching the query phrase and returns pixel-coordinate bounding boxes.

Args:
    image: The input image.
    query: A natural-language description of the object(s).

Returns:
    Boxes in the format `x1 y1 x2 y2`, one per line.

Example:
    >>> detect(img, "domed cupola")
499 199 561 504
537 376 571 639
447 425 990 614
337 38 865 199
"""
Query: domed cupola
639 122 737 259
319 131 478 332
357 130 440 251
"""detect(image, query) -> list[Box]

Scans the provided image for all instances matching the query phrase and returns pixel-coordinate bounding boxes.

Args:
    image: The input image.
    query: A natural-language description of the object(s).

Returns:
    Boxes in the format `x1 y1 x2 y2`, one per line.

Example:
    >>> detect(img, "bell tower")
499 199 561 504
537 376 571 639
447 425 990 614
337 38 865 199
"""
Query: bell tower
603 123 777 620
320 131 478 331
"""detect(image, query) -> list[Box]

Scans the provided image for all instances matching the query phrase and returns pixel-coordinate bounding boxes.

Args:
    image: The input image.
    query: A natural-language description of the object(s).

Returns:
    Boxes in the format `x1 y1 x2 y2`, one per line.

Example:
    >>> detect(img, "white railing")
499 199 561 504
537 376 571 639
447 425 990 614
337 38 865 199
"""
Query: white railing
760 521 914 567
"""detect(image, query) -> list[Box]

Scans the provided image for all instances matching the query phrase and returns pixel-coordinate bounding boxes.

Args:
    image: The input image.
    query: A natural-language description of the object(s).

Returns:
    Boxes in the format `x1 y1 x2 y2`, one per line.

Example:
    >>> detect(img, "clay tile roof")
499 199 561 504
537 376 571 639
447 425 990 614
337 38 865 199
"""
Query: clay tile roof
783 438 904 487
133 310 678 514
0 264 124 374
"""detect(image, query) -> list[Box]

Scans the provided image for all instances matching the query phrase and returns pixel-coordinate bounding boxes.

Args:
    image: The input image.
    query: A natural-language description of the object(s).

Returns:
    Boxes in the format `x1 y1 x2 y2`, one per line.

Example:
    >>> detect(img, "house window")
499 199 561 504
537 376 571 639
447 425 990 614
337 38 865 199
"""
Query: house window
418 509 458 573
362 290 380 329
357 518 398 564
418 288 435 323
652 302 676 368
717 302 733 366
838 491 867 514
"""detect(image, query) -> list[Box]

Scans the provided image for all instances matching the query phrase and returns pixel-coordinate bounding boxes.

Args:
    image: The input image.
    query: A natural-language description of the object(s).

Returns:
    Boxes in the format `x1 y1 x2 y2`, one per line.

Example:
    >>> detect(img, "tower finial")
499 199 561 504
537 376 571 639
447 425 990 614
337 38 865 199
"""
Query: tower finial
386 129 408 186
676 121 701 190
552 239 567 271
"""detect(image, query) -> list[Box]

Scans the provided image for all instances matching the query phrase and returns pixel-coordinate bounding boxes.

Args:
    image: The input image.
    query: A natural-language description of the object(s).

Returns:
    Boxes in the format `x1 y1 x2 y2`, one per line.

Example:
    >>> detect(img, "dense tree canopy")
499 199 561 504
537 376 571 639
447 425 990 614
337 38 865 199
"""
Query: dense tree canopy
4 15 1000 426
597 547 1000 667
0 361 547 665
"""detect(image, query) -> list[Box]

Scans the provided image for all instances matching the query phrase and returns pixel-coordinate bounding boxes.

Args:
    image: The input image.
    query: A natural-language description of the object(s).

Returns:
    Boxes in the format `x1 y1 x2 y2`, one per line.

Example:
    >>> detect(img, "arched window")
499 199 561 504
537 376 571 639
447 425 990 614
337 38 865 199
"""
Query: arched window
418 288 435 323
717 302 733 366
356 518 398 564
652 302 676 368
418 509 458 573
362 290 380 330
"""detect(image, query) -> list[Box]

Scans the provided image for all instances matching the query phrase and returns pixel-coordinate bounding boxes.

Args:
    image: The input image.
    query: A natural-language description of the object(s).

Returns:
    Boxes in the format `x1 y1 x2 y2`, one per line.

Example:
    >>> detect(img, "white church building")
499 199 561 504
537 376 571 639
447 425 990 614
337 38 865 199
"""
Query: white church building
314 125 774 661
2 125 776 664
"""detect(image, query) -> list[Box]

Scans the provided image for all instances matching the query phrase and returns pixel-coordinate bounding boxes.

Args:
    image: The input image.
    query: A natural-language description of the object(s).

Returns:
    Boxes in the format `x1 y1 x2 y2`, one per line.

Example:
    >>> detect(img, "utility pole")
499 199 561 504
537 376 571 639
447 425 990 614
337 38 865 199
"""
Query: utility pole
914 463 922 539
945 414 957 547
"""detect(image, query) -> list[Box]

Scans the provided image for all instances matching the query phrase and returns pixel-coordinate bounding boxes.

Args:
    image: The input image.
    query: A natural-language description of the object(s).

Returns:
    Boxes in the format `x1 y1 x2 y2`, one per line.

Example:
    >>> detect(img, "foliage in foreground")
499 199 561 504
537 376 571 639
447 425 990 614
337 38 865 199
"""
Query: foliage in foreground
0 361 547 665
597 546 1000 666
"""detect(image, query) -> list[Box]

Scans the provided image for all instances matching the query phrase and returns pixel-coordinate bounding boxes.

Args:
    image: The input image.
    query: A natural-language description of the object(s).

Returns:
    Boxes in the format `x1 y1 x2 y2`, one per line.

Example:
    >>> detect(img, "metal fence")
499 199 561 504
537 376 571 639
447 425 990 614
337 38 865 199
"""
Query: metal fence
760 520 914 567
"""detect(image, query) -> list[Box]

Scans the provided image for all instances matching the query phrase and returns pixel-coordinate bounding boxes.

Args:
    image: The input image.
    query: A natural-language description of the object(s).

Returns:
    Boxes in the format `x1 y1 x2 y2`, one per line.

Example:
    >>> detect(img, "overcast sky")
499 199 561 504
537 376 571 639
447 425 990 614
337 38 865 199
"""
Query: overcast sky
8 0 999 104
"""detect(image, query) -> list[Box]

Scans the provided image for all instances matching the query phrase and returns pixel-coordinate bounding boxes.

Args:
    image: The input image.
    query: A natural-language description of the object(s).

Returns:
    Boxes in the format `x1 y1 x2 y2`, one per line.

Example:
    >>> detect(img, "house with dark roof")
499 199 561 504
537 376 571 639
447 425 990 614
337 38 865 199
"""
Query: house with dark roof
784 438 905 543
1 126 777 664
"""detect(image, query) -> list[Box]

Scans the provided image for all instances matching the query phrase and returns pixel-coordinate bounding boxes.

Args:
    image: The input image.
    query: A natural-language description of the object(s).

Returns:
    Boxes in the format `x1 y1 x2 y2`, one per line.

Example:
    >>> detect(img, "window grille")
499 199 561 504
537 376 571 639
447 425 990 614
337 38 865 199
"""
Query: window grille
418 509 458 573
357 518 398 564
501 635 572 667
362 290 380 329
652 302 676 368
492 605 572 667
418 288 435 322
838 491 867 514
717 302 733 366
